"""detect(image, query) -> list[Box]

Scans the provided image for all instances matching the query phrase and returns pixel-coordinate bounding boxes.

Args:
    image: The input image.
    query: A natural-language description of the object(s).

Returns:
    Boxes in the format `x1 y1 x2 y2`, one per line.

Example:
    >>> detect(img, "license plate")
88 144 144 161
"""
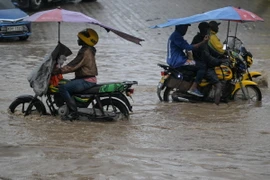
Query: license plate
7 26 23 32
159 76 165 83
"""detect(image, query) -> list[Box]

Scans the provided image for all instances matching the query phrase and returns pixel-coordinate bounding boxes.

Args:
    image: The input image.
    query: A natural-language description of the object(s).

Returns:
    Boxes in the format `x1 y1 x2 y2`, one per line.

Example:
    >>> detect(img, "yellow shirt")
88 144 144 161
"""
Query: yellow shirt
208 30 225 55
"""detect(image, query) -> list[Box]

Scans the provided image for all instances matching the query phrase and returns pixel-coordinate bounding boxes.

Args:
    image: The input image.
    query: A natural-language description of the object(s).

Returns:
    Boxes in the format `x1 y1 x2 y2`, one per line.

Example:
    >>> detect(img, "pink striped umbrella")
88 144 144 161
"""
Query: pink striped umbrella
24 7 144 45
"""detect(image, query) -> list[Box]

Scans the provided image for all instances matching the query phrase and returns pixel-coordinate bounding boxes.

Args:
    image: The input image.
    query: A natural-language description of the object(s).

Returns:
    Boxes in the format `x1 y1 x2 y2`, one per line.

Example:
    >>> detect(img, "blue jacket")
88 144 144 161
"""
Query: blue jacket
167 31 194 68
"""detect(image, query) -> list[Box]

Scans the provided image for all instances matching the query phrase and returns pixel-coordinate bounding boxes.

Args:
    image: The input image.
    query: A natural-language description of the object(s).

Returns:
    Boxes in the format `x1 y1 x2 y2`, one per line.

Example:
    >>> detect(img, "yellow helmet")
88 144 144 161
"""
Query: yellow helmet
77 28 99 46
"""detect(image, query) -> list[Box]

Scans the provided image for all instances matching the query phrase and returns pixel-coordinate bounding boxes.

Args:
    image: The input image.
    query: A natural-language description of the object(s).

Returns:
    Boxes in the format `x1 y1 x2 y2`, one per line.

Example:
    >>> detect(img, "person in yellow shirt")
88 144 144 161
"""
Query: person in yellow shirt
208 21 225 58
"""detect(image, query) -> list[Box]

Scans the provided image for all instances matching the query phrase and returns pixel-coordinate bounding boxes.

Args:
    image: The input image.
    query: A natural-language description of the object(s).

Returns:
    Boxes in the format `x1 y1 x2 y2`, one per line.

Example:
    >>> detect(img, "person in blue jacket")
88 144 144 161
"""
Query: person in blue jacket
167 24 208 97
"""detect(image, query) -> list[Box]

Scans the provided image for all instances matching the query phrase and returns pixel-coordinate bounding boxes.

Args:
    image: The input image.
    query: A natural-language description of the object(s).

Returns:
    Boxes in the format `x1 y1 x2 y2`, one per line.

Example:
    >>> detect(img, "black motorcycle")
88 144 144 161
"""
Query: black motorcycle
9 43 138 121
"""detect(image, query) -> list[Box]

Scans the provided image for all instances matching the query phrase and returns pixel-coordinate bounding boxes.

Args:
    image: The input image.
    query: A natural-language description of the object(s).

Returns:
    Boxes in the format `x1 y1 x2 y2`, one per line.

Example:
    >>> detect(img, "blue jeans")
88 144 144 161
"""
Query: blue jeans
59 79 96 101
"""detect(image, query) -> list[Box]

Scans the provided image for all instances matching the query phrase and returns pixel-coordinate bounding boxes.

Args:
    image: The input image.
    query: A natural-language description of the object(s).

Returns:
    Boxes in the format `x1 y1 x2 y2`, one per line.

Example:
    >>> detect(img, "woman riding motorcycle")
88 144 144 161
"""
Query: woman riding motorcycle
52 28 99 120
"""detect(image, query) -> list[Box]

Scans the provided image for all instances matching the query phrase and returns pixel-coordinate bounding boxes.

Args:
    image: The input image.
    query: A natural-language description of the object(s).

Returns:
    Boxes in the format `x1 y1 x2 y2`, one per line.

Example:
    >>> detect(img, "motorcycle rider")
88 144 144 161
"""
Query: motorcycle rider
208 21 227 58
191 22 228 105
52 28 99 120
167 24 208 97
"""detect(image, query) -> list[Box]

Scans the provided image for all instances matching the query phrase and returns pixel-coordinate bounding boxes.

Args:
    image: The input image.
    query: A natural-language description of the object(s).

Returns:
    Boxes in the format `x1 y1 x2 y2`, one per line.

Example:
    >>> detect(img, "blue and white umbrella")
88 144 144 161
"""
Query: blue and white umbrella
151 6 264 28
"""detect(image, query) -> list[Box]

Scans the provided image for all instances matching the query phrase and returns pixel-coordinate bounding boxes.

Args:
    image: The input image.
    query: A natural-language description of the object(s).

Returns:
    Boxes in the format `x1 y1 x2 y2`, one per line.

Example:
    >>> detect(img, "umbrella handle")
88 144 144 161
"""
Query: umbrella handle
58 22 60 42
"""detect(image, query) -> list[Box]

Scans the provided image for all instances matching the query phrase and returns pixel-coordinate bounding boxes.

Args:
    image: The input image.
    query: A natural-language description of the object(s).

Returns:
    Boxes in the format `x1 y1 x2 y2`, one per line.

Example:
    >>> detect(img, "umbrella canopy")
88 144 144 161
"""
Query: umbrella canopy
24 7 144 45
151 6 264 28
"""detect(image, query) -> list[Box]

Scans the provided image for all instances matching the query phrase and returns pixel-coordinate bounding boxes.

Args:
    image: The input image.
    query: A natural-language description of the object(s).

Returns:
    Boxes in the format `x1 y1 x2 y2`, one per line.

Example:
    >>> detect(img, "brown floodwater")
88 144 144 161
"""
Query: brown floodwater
0 0 270 179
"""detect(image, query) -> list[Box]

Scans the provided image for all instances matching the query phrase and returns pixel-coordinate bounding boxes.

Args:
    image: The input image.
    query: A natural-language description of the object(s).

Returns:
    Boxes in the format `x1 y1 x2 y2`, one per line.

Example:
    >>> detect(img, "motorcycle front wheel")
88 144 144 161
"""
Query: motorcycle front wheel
97 98 130 120
232 85 262 102
9 98 47 116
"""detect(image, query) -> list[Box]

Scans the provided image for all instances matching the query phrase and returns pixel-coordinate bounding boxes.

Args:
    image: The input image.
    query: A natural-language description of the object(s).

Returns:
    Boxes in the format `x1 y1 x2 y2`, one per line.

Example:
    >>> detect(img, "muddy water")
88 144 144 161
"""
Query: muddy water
1 0 270 179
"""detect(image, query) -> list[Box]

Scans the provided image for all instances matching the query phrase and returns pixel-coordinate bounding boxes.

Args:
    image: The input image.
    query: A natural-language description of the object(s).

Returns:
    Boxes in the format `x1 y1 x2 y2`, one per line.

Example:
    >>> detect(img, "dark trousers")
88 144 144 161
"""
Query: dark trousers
59 79 96 112
205 68 219 85
176 61 206 84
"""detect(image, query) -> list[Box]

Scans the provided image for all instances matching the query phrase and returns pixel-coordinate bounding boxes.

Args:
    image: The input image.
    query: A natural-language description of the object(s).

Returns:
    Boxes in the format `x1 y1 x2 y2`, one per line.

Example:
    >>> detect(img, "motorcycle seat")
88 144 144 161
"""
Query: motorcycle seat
176 69 196 81
80 82 125 94
81 85 101 94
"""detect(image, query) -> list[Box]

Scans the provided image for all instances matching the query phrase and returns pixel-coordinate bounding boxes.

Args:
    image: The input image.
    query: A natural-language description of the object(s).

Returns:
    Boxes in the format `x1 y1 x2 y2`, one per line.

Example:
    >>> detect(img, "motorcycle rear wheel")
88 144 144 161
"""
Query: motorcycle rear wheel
163 87 175 102
97 98 130 120
232 85 262 102
9 99 47 116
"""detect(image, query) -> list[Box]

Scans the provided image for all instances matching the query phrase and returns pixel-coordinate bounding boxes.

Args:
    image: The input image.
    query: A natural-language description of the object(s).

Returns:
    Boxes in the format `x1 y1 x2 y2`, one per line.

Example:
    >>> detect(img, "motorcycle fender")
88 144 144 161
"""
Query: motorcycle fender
158 75 170 90
157 81 165 90
242 71 262 80
15 95 35 102
232 80 258 94
157 85 163 101
112 93 133 112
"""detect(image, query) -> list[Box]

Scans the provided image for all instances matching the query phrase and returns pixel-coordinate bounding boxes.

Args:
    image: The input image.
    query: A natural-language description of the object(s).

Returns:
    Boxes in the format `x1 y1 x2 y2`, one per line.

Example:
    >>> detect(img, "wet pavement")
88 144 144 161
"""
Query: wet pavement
0 0 270 179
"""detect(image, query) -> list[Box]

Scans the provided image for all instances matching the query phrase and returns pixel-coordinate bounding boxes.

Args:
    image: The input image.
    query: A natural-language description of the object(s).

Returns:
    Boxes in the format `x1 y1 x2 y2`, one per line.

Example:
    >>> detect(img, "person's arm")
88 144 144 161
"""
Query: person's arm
202 44 222 67
173 35 193 50
193 35 209 49
52 51 84 75
60 49 86 74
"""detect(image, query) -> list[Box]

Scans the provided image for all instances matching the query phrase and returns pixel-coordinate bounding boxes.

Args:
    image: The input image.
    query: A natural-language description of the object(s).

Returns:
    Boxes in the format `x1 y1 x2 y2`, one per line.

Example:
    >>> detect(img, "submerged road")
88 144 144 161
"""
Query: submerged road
0 0 270 179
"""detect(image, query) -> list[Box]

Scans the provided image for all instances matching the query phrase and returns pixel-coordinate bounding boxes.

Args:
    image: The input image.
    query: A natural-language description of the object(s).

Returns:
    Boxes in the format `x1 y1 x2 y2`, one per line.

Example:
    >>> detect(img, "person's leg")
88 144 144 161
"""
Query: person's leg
194 61 206 85
214 82 222 105
187 62 206 97
205 68 221 105
177 65 199 91
59 79 96 119
176 64 205 97
59 79 96 99
205 68 219 84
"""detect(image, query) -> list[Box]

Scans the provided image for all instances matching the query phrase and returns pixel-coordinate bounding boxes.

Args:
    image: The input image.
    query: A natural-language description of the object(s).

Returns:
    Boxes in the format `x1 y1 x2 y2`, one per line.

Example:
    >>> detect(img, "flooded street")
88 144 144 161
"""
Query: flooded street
1 0 270 179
